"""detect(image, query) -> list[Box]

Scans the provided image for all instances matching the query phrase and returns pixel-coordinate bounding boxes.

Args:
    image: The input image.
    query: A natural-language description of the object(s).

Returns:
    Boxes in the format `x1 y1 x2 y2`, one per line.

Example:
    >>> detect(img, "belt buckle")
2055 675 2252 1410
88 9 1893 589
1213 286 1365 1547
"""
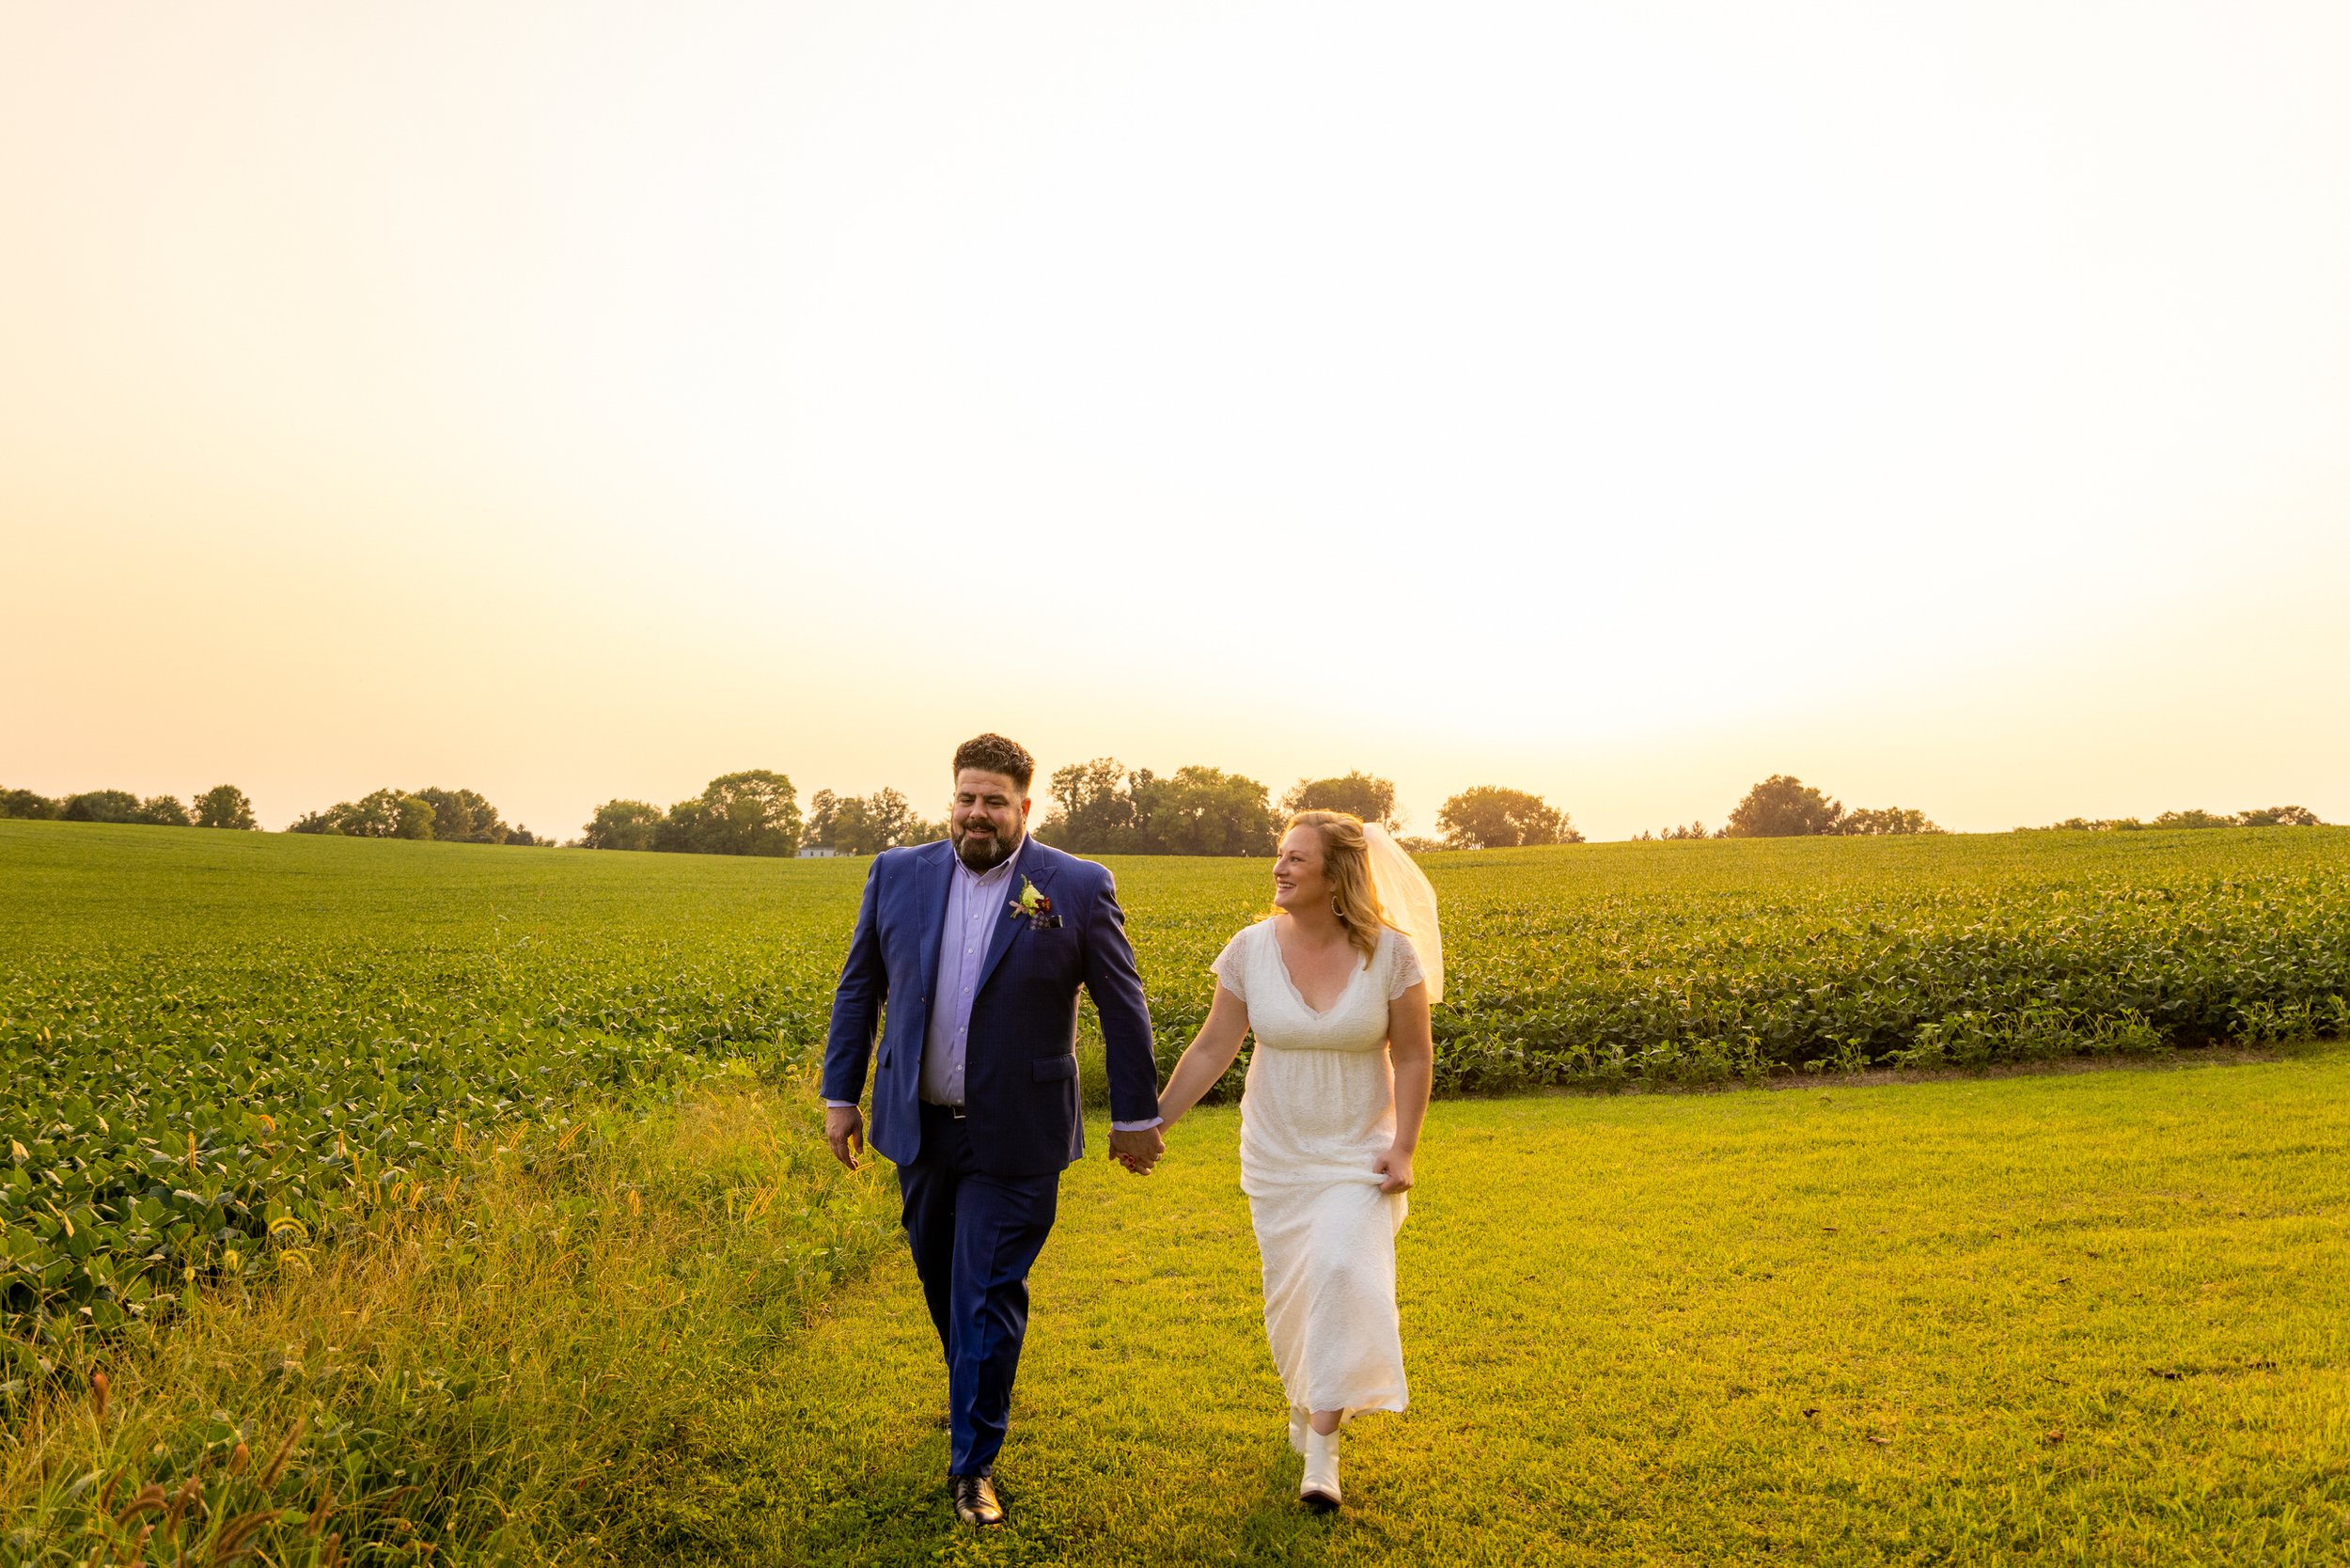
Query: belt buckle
949 1103 967 1121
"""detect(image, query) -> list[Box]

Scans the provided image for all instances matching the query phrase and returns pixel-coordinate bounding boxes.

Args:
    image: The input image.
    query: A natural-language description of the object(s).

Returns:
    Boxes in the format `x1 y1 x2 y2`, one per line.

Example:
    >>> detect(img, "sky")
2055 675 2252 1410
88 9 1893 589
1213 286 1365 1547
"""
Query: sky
5 2 2347 840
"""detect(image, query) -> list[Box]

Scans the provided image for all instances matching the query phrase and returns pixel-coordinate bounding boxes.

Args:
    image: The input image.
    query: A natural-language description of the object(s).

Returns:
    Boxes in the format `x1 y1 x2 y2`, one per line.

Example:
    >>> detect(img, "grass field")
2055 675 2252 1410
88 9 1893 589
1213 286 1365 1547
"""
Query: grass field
6 821 2350 1563
694 1053 2350 1567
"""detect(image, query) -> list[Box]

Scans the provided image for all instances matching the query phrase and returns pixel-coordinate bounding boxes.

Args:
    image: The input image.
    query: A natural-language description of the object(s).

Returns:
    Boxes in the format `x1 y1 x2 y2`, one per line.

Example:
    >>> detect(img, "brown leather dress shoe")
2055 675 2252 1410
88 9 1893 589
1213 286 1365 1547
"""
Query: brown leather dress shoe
951 1474 1005 1526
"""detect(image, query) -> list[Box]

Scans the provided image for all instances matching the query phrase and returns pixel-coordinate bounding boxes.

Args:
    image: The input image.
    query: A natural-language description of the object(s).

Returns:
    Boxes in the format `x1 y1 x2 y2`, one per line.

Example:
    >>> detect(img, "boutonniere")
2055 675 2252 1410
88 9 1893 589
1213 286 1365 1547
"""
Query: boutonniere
1009 877 1060 929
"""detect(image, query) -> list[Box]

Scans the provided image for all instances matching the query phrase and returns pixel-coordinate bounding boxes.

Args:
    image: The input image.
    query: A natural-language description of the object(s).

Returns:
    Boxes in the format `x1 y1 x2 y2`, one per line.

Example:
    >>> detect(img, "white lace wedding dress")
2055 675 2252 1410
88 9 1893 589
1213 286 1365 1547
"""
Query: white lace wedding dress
1212 917 1422 1428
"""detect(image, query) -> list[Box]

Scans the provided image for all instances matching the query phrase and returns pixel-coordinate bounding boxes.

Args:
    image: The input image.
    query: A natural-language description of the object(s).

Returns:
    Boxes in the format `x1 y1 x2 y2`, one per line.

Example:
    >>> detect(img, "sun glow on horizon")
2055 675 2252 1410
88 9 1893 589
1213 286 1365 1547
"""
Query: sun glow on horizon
5 3 2347 840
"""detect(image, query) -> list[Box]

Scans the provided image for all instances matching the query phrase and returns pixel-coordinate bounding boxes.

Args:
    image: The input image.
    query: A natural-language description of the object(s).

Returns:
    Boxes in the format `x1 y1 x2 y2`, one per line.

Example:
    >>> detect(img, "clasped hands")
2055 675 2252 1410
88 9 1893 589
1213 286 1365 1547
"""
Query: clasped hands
1108 1123 1164 1176
825 1103 1167 1176
831 1106 1402 1189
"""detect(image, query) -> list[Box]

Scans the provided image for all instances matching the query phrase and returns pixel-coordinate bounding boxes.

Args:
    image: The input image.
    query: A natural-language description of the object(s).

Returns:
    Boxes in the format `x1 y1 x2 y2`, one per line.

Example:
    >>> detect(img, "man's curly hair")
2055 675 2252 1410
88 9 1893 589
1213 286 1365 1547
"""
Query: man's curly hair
953 733 1035 792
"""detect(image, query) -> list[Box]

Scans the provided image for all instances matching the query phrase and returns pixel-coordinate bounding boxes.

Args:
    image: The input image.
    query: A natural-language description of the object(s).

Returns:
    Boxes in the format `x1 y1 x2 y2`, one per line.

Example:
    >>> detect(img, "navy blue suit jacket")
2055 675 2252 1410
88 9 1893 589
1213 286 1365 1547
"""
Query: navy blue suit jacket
820 837 1161 1177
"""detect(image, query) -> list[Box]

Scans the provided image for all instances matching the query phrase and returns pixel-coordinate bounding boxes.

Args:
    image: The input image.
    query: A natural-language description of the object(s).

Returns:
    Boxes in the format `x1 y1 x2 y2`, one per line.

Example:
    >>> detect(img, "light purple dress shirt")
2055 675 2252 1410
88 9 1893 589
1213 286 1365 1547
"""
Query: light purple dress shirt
825 833 1161 1131
919 838 1024 1108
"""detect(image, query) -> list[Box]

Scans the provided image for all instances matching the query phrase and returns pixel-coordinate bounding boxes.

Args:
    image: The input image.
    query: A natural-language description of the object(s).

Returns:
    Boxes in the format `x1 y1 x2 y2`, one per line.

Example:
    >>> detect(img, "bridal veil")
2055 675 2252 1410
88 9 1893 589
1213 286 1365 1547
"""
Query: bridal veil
1362 824 1443 1004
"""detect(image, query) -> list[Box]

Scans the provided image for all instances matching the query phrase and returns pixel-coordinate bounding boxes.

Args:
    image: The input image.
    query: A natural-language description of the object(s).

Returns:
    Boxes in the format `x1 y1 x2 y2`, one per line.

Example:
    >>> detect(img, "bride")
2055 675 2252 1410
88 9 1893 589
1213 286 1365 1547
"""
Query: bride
1151 809 1441 1513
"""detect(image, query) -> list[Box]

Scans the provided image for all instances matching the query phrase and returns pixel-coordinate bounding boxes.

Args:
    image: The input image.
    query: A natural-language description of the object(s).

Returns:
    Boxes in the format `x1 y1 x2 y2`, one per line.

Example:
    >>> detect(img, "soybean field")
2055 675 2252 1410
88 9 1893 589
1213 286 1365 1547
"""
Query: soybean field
6 820 2350 1352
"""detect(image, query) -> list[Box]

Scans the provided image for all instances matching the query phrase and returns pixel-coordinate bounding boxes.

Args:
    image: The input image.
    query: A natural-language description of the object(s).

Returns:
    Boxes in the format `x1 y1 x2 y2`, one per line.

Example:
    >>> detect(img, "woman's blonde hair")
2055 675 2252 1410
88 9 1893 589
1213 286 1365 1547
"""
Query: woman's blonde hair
1284 810 1392 963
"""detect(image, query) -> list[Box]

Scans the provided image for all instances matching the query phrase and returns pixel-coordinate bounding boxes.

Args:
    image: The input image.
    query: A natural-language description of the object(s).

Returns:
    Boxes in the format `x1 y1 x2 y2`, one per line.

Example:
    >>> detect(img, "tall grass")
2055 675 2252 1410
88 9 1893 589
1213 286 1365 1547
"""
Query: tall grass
2 1069 899 1565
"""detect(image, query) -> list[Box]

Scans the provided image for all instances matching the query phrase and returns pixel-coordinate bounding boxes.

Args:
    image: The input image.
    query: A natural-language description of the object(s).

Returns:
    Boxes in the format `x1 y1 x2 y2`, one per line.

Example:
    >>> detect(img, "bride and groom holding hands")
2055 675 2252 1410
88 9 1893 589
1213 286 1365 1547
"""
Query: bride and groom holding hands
822 733 1442 1525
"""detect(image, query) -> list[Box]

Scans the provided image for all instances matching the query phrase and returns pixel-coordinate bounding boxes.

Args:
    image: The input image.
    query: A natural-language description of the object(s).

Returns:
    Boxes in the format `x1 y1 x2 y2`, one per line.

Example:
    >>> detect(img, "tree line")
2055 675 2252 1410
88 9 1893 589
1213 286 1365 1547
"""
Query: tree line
581 771 828 856
10 766 2325 857
2020 806 2324 832
1633 775 1947 840
572 763 1587 859
289 786 550 844
1033 762 1584 855
0 783 552 843
1635 775 2326 840
0 785 259 830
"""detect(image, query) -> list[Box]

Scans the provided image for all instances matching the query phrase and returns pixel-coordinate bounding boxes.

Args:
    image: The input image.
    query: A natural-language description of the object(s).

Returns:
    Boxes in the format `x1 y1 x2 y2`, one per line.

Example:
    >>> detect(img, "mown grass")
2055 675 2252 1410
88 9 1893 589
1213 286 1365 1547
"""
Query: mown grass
678 1048 2350 1567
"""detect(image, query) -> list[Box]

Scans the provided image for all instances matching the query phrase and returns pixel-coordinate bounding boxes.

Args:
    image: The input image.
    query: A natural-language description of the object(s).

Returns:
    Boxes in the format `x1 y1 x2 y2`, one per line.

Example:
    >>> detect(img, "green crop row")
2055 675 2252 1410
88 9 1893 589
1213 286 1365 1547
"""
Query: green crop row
0 826 854 1354
6 820 2349 1354
1111 827 2350 1101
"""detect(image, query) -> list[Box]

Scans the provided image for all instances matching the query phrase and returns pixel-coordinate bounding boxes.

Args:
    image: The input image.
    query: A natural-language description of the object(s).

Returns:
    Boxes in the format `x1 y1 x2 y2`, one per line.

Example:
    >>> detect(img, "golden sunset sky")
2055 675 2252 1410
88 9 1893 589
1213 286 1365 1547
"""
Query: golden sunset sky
5 3 2346 840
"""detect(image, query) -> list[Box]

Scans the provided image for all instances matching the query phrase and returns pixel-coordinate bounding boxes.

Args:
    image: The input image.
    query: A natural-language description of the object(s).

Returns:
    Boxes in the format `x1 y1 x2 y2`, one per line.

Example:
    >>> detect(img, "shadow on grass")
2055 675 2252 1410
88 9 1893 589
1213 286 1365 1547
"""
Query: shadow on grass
773 1416 1351 1568
795 1438 959 1564
1228 1447 1354 1567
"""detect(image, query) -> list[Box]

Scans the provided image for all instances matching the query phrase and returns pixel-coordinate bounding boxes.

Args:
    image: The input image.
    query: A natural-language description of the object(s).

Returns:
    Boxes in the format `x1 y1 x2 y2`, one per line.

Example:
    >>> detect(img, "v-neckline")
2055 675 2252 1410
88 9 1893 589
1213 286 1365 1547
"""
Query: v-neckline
1270 920 1363 1018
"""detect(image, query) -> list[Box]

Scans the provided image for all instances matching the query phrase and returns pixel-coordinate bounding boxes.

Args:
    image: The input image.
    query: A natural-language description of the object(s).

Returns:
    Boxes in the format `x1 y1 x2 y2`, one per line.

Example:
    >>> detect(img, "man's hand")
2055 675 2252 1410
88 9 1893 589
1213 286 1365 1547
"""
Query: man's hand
1108 1124 1164 1176
824 1104 865 1170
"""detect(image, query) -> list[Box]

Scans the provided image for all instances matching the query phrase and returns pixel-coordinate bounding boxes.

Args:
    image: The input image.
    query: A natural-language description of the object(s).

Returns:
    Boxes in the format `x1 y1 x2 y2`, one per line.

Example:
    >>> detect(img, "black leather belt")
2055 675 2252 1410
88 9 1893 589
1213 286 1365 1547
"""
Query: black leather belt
922 1099 967 1121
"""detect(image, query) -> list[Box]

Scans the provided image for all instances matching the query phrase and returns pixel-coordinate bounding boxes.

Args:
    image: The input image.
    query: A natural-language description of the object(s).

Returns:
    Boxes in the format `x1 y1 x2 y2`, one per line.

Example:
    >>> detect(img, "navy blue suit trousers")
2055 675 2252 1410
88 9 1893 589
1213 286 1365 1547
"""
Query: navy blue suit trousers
900 1102 1059 1477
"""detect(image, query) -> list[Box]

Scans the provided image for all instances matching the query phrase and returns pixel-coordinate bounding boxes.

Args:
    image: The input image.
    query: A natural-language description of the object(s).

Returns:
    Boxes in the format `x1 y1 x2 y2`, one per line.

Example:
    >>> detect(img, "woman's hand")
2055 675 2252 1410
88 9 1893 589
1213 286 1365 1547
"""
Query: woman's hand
1383 983 1433 1199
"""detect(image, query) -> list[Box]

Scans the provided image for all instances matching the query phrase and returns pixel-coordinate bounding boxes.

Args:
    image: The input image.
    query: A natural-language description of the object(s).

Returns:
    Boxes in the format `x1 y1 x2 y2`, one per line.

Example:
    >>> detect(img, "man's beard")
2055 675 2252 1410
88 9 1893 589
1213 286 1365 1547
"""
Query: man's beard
952 822 1018 872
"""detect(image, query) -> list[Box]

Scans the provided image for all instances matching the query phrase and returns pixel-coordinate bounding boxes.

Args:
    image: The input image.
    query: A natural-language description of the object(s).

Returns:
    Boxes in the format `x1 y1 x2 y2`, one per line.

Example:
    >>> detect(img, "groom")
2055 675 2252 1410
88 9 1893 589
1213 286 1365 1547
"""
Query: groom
822 733 1164 1526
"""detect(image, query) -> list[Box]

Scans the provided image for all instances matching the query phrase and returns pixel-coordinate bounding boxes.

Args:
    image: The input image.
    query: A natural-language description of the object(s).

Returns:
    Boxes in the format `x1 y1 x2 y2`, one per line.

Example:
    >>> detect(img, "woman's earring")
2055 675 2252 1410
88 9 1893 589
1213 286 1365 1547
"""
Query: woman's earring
1331 897 1343 917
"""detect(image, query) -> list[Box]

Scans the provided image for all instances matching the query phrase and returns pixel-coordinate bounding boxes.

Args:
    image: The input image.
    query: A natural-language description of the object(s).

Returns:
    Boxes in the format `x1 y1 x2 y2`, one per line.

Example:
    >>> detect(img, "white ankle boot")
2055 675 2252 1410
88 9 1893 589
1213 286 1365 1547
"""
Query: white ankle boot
1288 1406 1308 1455
1300 1425 1341 1511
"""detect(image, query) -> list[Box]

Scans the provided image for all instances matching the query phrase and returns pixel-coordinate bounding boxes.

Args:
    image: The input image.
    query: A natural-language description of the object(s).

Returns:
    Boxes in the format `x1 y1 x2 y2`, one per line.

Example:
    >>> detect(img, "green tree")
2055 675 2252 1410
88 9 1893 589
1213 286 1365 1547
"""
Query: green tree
194 785 258 830
1039 759 1141 854
1724 776 1845 838
1133 766 1279 855
1039 760 1279 855
660 770 800 856
832 795 879 854
356 789 435 839
859 788 919 852
837 787 938 854
340 791 405 839
2237 805 2323 827
1280 772 1401 832
1840 807 1942 836
414 787 507 844
1436 786 1578 849
655 801 708 853
395 794 435 839
801 790 840 850
292 789 435 839
804 787 943 855
2 788 62 820
583 799 665 851
61 791 142 824
136 794 192 827
2151 808 2236 830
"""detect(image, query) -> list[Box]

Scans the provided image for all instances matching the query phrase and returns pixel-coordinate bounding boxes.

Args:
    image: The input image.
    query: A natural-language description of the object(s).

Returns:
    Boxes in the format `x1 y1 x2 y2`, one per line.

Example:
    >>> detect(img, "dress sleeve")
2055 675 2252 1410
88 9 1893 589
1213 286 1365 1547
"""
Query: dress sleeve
1385 928 1427 1000
1210 926 1251 1002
